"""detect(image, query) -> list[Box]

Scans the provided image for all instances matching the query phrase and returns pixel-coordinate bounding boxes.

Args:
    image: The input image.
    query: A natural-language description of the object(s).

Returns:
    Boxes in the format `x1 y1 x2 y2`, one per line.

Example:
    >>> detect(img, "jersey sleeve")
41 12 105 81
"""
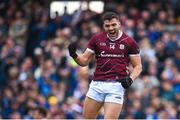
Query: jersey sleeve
128 38 140 55
87 35 97 53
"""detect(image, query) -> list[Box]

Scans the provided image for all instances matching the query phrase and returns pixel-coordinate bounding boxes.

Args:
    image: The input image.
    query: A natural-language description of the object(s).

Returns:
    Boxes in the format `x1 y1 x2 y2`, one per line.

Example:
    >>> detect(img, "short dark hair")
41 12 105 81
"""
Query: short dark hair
102 12 119 21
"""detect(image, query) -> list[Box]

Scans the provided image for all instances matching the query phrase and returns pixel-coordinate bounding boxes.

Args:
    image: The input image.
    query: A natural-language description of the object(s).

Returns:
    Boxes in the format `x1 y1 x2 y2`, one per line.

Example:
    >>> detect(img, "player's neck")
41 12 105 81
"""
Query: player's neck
107 30 123 41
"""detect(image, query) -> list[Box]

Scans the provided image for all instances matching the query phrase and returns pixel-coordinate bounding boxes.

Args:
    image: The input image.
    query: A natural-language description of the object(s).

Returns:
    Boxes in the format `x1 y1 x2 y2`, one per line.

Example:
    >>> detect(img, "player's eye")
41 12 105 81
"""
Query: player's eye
112 23 117 26
105 25 110 27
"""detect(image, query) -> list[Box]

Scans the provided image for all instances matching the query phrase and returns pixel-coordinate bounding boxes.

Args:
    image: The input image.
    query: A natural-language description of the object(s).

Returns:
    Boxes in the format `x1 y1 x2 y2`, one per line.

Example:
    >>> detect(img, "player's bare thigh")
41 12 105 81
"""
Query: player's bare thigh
83 96 103 119
104 102 123 119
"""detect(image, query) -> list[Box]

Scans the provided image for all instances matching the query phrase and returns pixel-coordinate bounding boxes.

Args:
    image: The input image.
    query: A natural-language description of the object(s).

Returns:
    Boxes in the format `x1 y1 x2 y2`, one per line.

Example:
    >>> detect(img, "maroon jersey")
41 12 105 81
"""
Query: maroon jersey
87 32 140 81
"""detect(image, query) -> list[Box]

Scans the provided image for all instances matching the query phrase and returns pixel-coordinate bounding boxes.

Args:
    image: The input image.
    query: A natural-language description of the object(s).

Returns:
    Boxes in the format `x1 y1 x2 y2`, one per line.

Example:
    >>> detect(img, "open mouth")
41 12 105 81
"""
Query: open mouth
109 29 116 33
108 30 116 36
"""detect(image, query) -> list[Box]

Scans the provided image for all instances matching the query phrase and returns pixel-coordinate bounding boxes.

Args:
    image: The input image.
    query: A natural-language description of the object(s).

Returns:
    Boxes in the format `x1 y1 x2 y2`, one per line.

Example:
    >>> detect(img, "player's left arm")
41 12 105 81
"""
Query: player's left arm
129 55 142 81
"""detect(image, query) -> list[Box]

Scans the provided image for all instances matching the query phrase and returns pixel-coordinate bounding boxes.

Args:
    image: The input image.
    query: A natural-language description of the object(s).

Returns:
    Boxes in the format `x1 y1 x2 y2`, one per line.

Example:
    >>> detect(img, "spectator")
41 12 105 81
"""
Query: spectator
9 10 28 47
32 106 47 119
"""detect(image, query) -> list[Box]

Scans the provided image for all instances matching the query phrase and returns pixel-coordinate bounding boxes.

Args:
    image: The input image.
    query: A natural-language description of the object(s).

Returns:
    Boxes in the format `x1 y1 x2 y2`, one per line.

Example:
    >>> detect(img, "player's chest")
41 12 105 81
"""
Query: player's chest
96 40 128 54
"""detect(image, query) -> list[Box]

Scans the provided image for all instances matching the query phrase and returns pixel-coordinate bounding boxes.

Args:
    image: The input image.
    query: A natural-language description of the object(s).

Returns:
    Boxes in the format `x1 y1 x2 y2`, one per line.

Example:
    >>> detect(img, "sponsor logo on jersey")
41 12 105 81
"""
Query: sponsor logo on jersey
100 51 124 58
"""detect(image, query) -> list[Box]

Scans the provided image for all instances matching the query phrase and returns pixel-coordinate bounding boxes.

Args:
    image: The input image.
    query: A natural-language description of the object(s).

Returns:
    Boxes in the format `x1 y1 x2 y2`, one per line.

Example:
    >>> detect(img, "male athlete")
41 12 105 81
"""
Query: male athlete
68 12 142 119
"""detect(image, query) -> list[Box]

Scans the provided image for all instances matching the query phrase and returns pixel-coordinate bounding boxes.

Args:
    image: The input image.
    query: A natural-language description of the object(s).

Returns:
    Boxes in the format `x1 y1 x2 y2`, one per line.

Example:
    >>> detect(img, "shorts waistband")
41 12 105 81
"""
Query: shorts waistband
93 80 121 82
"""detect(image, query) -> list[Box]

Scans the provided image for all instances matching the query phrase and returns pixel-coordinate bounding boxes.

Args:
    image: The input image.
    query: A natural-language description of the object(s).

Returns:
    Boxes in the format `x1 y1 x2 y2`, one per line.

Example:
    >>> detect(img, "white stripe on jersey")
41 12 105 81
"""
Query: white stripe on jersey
129 54 140 56
86 48 95 53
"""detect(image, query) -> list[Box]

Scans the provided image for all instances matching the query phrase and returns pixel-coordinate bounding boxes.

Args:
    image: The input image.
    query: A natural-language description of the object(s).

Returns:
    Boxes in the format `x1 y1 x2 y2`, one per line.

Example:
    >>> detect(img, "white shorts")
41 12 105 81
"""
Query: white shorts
86 80 125 104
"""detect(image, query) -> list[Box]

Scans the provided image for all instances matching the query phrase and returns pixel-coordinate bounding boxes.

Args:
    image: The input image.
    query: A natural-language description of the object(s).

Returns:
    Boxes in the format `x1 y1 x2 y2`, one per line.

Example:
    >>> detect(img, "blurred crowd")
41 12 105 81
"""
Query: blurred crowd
0 0 179 119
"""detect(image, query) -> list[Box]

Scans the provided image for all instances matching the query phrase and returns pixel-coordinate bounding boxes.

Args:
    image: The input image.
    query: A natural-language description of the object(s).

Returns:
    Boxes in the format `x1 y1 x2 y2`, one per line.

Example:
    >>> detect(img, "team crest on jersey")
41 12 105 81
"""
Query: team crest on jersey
119 44 125 49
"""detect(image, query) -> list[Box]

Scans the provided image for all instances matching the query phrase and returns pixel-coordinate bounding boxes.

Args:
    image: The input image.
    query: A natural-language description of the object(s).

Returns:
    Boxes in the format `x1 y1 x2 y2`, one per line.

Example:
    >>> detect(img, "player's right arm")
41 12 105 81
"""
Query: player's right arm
68 42 94 67
75 49 94 66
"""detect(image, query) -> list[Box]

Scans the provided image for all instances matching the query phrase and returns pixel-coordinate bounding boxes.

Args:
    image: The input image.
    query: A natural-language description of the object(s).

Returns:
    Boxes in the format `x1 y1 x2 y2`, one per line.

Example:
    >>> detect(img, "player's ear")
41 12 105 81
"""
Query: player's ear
118 20 121 25
118 21 121 28
103 23 106 29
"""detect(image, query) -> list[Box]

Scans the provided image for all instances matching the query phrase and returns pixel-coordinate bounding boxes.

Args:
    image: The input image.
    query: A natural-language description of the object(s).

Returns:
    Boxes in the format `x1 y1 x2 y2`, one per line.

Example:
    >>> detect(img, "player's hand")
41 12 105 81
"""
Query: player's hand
121 77 133 89
68 42 78 59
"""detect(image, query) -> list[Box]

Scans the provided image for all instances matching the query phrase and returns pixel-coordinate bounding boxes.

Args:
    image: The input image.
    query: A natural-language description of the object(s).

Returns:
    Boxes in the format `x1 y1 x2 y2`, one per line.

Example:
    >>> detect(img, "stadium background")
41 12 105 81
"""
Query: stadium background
0 0 179 119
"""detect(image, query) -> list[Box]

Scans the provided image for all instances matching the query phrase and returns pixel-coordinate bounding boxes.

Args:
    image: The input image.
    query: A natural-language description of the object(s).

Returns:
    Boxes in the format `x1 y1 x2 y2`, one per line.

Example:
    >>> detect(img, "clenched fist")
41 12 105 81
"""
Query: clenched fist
68 42 78 59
